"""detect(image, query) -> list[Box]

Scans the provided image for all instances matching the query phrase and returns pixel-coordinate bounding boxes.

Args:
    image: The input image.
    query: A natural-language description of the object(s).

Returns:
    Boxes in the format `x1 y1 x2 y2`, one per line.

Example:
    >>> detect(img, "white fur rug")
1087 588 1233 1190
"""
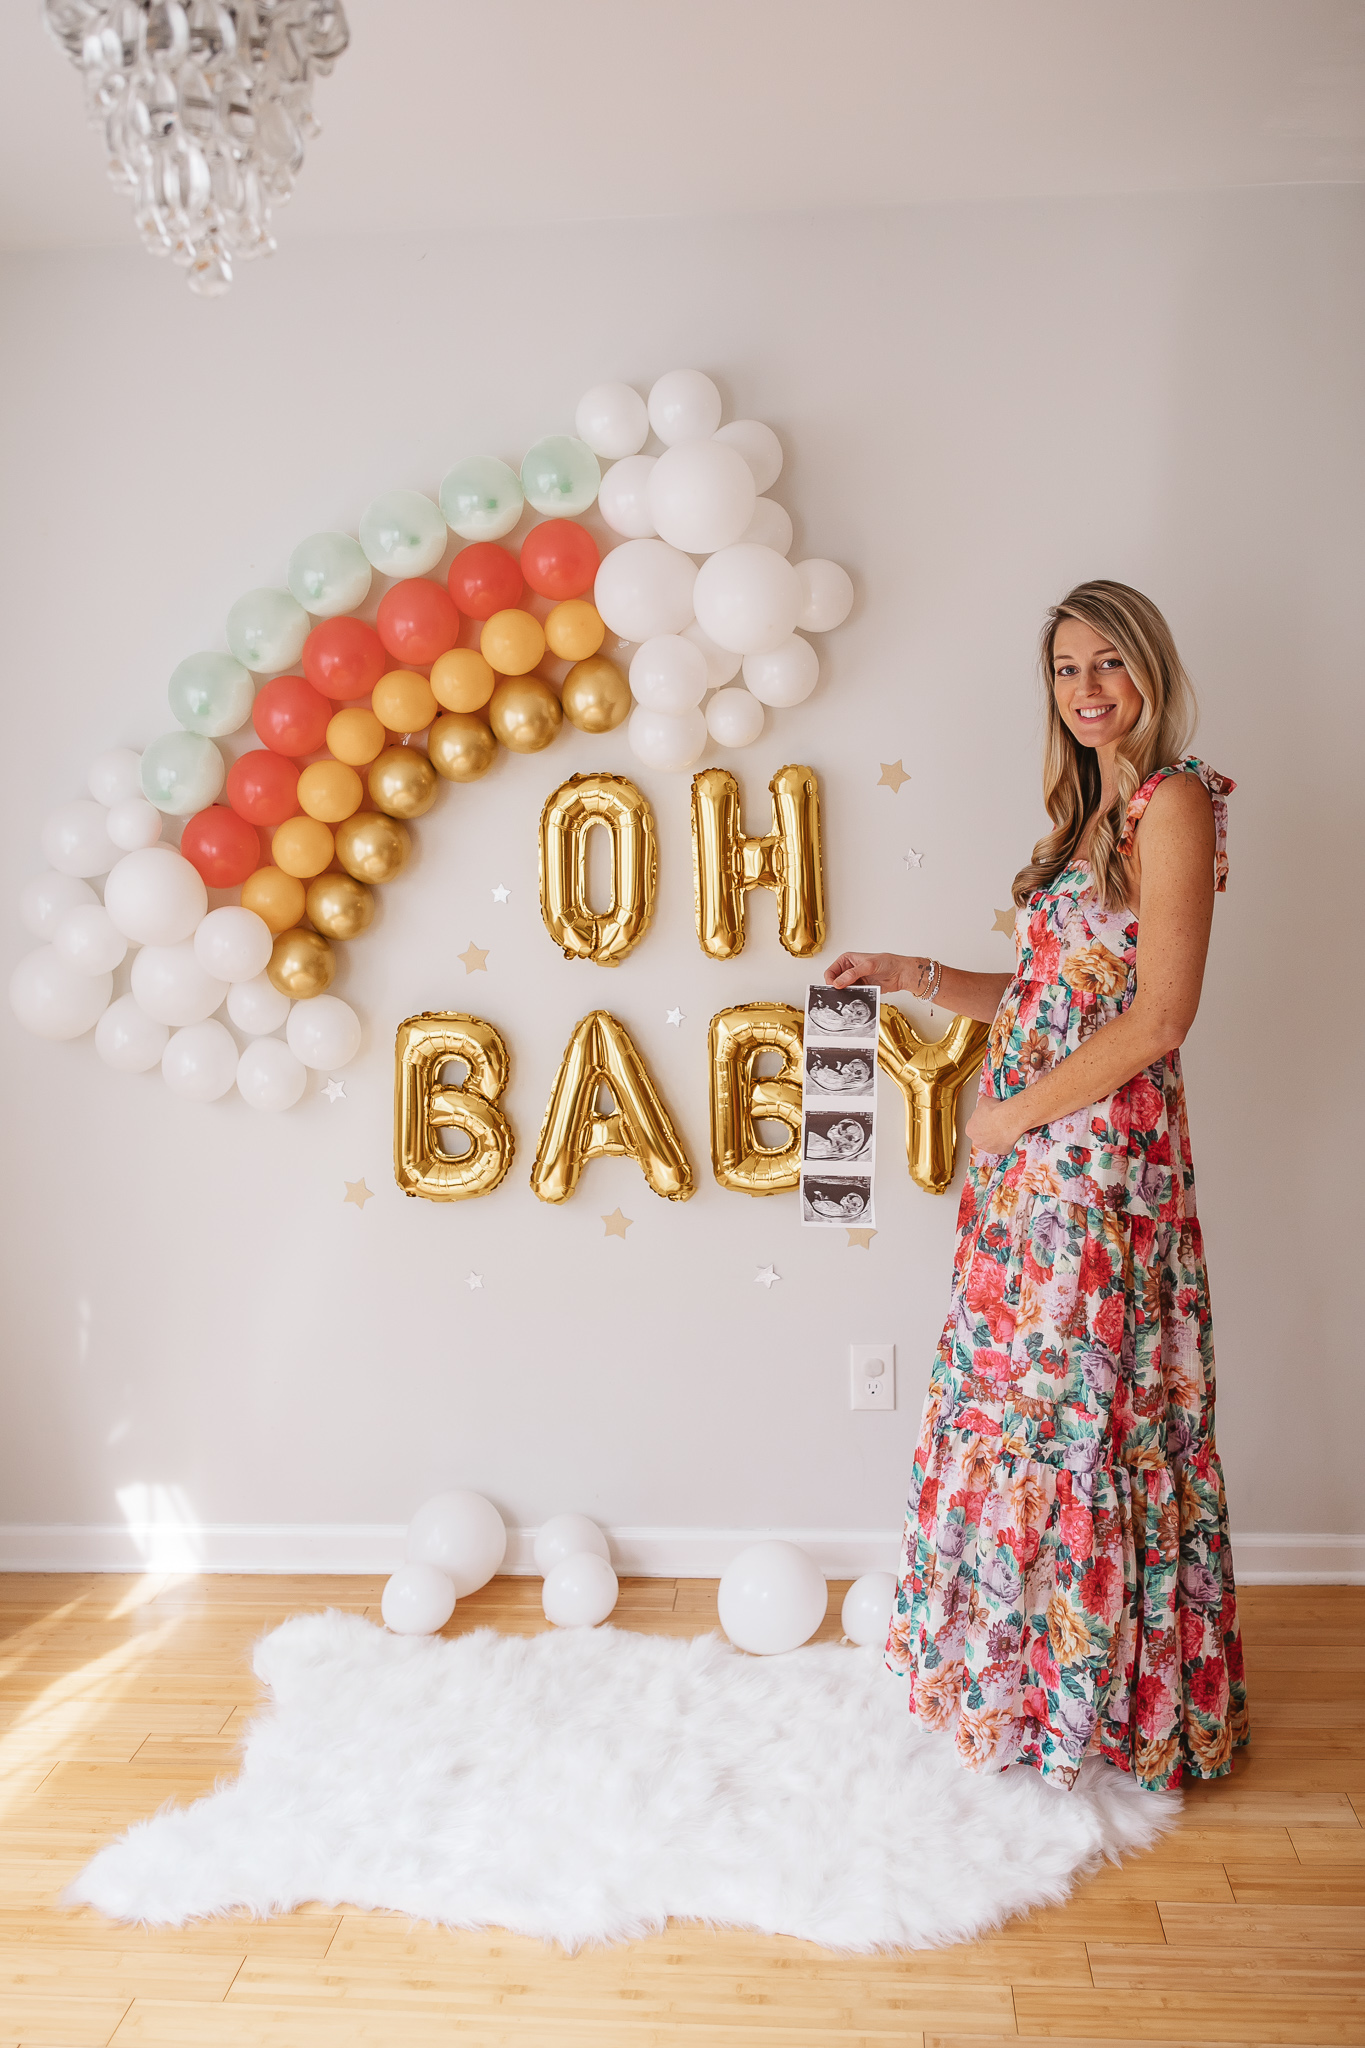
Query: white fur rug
70 1612 1178 1950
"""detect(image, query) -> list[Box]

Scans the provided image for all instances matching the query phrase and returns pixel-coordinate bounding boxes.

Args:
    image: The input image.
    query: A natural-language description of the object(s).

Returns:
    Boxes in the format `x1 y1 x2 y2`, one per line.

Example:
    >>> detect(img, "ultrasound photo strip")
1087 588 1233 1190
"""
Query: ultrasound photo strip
800 981 880 1227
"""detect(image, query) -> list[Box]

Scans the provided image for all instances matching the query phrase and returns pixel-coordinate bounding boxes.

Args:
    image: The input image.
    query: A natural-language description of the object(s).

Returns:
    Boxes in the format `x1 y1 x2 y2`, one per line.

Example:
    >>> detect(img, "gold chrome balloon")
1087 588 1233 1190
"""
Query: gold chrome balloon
561 656 630 734
305 873 375 940
266 926 336 999
488 676 563 754
691 763 825 960
539 773 657 966
394 1012 515 1202
334 811 411 884
708 1002 804 1195
428 712 498 782
369 746 438 819
531 1010 693 1204
878 1006 990 1195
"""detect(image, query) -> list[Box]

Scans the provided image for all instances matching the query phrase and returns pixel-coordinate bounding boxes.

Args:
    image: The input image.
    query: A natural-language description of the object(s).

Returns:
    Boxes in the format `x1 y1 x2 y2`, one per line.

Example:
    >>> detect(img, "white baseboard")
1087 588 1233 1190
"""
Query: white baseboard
0 1524 1361 1583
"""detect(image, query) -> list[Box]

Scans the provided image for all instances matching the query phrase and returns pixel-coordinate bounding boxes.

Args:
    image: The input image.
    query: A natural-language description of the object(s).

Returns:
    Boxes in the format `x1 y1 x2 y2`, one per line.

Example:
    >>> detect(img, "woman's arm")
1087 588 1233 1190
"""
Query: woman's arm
824 951 1012 1025
965 774 1216 1156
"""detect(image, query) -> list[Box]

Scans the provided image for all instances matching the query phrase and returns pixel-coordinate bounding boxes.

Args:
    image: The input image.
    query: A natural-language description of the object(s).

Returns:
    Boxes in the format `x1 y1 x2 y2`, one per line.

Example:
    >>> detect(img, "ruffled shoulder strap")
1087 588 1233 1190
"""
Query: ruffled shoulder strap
1118 756 1236 892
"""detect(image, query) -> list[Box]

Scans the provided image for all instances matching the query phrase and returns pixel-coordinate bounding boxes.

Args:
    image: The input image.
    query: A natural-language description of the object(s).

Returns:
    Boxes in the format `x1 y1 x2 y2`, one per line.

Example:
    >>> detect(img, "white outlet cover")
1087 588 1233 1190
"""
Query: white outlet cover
850 1343 895 1411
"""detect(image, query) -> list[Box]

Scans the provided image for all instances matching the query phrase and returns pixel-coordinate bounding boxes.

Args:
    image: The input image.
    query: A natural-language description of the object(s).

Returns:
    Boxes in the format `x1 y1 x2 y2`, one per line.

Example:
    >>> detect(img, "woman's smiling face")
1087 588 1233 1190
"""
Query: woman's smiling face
1051 617 1144 753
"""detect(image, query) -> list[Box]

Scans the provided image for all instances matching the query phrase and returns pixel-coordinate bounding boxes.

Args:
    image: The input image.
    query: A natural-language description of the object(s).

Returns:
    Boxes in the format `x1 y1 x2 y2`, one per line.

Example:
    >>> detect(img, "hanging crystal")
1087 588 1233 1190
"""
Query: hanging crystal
43 1 349 297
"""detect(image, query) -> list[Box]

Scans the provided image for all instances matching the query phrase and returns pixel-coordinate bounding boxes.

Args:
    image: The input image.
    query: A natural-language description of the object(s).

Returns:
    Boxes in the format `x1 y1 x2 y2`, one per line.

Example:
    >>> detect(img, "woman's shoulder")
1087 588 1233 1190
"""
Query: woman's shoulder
1123 758 1235 890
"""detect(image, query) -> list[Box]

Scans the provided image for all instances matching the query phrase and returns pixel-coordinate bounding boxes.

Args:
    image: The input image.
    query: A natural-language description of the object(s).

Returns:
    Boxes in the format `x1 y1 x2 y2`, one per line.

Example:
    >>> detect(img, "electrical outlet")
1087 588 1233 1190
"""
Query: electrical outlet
850 1343 895 1411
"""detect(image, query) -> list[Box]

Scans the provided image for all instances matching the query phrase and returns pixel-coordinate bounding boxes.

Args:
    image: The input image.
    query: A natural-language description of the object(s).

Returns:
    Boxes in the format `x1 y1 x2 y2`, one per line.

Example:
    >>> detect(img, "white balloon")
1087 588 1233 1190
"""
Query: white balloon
19 872 97 941
237 1037 307 1111
646 439 755 554
226 973 291 1036
9 948 111 1041
682 619 742 690
286 993 362 1070
597 456 658 539
648 368 722 446
381 1563 456 1636
533 1513 611 1576
629 634 708 714
104 848 207 946
161 1020 239 1101
795 558 855 632
406 1490 507 1597
106 796 163 851
542 1553 619 1628
41 799 117 879
717 1541 827 1655
741 497 794 555
840 1571 898 1648
575 382 649 459
693 544 802 656
594 538 697 642
193 906 273 984
706 687 765 748
742 635 820 708
627 704 707 773
53 904 127 975
87 748 143 806
95 994 169 1073
714 419 784 494
132 942 228 1026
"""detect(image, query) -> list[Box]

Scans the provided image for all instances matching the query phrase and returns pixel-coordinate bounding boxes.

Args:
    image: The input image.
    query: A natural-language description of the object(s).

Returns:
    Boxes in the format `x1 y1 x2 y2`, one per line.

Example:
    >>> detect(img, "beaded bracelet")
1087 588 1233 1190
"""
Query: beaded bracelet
913 957 943 1004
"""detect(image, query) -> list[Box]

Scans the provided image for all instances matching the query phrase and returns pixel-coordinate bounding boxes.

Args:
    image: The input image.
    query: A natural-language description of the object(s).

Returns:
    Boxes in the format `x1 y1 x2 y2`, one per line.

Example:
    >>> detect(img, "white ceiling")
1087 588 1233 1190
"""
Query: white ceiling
3 0 1362 253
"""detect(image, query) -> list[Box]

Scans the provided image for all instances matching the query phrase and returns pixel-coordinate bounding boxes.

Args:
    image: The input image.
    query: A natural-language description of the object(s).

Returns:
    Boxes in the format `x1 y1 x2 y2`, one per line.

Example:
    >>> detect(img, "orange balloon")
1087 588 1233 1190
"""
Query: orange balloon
297 760 364 823
326 707 386 766
430 646 496 714
372 668 438 733
272 815 335 878
240 865 306 935
544 599 606 662
480 608 546 677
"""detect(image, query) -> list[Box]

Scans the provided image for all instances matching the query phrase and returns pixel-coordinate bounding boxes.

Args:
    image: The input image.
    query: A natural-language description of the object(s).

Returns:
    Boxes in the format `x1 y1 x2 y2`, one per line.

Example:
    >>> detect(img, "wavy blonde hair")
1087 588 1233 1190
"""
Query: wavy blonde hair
1011 580 1197 911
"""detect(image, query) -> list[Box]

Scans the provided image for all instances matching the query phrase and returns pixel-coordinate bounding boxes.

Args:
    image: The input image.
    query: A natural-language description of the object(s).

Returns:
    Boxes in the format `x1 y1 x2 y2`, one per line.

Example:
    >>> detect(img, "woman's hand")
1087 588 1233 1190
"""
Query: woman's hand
824 951 908 992
964 1093 1026 1158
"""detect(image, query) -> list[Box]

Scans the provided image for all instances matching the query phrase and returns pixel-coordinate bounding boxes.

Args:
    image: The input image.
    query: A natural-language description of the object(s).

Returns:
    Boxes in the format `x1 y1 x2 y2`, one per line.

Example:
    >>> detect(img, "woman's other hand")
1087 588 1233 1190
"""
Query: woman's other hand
964 1094 1024 1158
824 951 906 991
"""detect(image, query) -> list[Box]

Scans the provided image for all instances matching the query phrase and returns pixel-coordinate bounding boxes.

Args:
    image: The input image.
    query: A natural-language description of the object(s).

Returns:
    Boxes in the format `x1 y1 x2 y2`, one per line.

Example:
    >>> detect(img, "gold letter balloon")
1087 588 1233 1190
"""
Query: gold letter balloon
394 1013 515 1202
531 1011 693 1205
691 764 825 961
539 773 658 967
707 1002 804 1195
877 1007 990 1195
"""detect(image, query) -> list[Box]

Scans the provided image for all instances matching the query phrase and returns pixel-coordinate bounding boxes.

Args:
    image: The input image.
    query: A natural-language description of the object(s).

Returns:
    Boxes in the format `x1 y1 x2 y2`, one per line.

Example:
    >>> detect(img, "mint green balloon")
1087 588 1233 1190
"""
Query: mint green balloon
359 490 448 576
168 652 255 737
287 532 372 618
521 436 601 517
140 731 226 817
439 455 524 541
226 587 309 672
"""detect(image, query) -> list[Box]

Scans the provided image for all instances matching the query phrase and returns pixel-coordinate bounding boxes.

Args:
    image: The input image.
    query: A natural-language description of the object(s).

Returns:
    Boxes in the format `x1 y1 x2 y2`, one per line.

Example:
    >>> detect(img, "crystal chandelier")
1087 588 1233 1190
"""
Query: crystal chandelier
43 2 350 297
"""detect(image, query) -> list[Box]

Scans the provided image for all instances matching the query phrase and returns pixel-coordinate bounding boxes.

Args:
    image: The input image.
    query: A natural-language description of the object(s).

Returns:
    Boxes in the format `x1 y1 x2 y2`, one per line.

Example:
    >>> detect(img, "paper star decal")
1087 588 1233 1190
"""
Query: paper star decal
754 1264 781 1289
466 1272 484 1291
342 1178 373 1209
878 760 911 793
902 847 924 870
992 907 1016 936
458 942 489 973
323 1078 346 1103
602 1208 633 1239
846 1227 878 1250
491 885 510 904
665 1007 685 1027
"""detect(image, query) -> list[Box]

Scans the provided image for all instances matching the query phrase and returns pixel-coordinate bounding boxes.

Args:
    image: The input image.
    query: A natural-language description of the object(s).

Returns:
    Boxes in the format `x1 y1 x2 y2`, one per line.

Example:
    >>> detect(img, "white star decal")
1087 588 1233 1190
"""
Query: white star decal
902 846 924 870
754 1264 781 1289
666 1007 685 1027
491 884 510 904
465 1272 484 1291
323 1077 346 1103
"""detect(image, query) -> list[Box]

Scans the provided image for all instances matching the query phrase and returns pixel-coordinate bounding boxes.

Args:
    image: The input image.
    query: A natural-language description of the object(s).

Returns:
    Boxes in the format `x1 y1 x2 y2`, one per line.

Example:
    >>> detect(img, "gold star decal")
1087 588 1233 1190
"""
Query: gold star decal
343 1178 374 1209
878 760 910 793
458 941 489 973
846 1227 878 1250
991 907 1015 937
602 1208 633 1239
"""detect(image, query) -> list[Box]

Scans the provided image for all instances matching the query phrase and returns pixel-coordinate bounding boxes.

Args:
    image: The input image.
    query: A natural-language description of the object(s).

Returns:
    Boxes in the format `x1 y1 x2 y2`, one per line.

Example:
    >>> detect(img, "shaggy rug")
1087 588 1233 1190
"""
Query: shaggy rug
70 1612 1179 1949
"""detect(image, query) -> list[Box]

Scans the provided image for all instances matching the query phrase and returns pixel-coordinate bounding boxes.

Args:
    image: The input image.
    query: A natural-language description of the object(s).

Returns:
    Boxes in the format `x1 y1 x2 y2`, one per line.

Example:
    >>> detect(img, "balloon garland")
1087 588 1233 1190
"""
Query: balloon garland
10 370 855 1111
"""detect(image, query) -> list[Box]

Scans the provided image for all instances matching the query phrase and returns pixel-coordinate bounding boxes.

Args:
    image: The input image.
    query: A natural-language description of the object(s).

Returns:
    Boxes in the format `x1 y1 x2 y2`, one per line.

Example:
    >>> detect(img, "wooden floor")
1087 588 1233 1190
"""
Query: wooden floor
0 1577 1361 2048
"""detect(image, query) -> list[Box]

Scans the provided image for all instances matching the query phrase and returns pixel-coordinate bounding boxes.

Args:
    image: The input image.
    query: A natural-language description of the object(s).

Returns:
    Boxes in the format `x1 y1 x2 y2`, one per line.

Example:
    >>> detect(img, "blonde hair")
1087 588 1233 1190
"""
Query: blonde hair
1011 579 1197 911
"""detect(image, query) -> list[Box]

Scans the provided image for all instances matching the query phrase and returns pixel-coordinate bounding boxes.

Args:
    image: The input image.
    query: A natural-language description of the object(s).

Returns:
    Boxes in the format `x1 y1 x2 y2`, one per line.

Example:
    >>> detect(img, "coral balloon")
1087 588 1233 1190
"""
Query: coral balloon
325 708 386 766
447 542 522 620
488 678 562 753
267 928 336 999
297 760 364 823
271 816 335 878
376 579 461 665
430 647 496 714
562 657 630 733
544 599 606 662
302 617 387 702
226 749 300 827
480 609 545 677
240 866 306 936
335 812 411 883
179 805 262 888
251 674 332 756
429 713 498 782
520 521 599 601
305 873 374 939
372 669 438 733
368 748 437 818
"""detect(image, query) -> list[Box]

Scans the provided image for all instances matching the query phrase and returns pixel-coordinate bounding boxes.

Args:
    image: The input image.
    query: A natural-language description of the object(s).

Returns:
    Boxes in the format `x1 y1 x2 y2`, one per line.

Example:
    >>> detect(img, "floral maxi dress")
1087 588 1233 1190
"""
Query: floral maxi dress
887 758 1250 1791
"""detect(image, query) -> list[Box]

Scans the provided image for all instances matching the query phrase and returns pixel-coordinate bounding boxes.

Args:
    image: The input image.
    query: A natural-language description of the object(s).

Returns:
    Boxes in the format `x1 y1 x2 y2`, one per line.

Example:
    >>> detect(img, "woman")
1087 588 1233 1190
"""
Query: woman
825 580 1248 1792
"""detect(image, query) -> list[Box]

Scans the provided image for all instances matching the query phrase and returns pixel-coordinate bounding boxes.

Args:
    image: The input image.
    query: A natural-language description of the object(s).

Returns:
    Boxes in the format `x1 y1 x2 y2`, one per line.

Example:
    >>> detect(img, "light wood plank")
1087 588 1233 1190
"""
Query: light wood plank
0 1943 242 1998
1158 1900 1365 1947
1013 1984 1365 2042
112 2004 924 2047
1226 1859 1365 1906
0 1991 131 2046
1087 1941 1365 1989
